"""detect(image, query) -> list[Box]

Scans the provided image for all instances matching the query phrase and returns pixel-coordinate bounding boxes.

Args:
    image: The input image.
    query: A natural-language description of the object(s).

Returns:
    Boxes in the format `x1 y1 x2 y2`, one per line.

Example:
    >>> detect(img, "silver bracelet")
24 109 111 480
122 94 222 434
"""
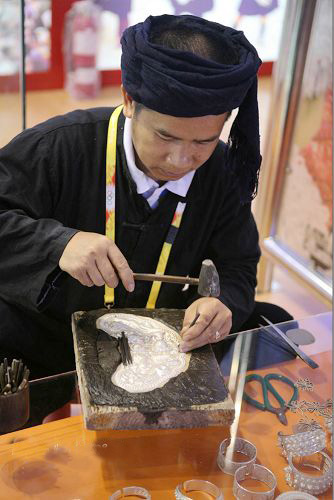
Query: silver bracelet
275 493 318 499
278 428 326 457
284 451 333 495
325 416 332 434
110 486 151 499
175 479 224 500
217 437 257 475
233 463 277 499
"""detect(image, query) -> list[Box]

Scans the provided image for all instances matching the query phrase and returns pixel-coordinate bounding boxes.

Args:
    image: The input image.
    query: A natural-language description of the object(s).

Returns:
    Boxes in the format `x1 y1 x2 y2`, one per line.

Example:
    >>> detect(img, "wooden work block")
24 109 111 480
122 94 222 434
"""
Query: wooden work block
72 308 234 430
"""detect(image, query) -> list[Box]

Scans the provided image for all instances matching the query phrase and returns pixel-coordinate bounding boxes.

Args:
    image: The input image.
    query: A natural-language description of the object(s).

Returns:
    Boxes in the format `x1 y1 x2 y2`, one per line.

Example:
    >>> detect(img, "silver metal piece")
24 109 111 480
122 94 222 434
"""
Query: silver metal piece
294 378 314 392
284 451 333 495
293 418 322 433
97 313 190 393
278 428 326 457
287 399 332 418
286 328 315 345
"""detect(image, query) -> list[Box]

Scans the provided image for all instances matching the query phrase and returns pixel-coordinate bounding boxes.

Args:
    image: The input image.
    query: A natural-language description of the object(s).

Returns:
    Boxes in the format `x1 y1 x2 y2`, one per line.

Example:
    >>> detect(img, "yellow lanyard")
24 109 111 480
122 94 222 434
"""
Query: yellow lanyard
104 105 186 309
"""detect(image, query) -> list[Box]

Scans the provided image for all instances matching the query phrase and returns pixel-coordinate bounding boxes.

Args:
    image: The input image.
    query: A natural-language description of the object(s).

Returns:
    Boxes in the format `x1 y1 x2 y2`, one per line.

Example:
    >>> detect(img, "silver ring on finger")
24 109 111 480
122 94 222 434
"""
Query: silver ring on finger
215 331 221 341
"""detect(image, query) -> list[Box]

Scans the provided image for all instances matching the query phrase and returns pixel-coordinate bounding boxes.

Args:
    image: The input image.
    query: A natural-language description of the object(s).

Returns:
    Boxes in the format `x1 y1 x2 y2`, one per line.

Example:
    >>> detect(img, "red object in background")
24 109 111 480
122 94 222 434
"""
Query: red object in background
27 0 75 91
300 88 333 230
66 2 101 98
0 0 75 93
0 1 272 93
72 10 97 68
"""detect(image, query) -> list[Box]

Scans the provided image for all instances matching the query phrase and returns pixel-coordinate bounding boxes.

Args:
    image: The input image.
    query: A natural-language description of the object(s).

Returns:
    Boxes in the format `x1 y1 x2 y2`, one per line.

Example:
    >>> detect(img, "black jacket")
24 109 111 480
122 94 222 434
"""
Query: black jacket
0 107 260 368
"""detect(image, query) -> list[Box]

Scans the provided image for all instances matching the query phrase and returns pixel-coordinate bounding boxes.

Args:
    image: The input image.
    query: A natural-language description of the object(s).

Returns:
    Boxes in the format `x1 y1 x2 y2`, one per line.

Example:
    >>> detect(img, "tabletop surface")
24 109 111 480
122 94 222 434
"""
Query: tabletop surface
0 312 332 499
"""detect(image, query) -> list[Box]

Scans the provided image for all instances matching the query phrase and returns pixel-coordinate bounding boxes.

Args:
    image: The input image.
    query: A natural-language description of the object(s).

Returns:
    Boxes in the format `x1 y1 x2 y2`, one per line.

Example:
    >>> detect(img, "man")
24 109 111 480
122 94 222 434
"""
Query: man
0 15 293 380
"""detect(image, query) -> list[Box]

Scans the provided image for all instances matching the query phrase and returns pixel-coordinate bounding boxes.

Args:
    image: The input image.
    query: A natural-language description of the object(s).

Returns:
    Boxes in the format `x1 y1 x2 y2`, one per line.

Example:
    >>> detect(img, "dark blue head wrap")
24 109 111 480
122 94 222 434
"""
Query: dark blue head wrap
121 14 262 203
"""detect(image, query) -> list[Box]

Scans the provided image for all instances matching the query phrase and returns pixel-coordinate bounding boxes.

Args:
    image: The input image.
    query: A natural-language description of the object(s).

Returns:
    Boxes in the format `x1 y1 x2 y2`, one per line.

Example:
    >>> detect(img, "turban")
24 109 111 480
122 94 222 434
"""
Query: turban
121 15 262 203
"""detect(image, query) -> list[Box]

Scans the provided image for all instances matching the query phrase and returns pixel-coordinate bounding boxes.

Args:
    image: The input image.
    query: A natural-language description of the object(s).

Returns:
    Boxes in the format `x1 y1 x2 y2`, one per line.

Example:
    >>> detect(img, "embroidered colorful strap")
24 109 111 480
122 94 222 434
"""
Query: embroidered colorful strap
105 105 123 307
104 106 186 309
146 202 186 309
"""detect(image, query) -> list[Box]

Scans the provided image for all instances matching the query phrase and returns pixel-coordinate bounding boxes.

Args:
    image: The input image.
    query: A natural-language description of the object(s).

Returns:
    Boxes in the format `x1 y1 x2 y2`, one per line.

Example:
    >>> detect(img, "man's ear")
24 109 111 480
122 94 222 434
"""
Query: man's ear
121 85 135 118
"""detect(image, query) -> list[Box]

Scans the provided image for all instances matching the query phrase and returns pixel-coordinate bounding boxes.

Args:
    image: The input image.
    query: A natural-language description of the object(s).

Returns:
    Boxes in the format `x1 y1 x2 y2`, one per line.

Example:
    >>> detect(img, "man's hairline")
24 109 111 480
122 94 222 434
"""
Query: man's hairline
133 100 232 121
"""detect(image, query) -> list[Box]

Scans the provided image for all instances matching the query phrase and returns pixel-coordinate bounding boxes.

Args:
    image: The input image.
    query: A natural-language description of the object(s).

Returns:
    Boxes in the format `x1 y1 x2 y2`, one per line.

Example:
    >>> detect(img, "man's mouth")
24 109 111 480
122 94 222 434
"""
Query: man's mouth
163 169 189 178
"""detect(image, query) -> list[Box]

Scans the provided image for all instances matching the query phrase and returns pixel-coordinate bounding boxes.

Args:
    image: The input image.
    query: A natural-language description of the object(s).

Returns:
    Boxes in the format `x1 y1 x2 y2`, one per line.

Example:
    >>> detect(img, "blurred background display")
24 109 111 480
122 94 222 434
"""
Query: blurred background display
275 0 332 281
0 0 51 75
0 0 286 77
96 0 287 69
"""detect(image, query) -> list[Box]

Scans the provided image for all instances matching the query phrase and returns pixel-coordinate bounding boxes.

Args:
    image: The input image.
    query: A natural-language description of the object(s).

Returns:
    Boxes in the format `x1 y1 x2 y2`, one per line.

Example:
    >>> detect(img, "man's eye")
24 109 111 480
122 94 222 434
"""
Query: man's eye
197 140 214 145
157 134 172 142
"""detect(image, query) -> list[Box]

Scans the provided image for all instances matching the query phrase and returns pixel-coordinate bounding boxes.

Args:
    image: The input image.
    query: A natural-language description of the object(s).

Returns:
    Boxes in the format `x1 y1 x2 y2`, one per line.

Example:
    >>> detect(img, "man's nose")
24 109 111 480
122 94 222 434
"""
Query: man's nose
166 144 194 167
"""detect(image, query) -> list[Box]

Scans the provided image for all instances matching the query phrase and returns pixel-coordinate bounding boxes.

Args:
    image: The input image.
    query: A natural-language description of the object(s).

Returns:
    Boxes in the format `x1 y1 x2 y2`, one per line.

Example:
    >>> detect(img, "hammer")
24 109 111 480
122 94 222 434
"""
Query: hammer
133 259 220 297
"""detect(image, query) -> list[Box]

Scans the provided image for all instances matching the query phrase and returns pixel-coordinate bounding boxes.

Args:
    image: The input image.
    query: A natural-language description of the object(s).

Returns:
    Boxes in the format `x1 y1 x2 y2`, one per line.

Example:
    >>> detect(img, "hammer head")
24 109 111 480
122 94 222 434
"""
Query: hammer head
198 259 220 297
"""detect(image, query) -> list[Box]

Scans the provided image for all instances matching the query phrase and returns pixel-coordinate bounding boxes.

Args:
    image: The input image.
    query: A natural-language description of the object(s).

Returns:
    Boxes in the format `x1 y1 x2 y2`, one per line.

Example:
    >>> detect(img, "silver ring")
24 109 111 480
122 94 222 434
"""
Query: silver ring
110 486 151 499
215 330 221 340
217 437 257 475
175 479 223 499
233 463 277 499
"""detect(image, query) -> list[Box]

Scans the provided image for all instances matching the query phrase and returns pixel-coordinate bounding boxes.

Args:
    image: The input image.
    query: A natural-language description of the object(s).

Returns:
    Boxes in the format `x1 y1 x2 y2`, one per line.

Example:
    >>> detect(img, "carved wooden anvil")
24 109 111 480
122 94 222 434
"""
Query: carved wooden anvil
72 308 234 430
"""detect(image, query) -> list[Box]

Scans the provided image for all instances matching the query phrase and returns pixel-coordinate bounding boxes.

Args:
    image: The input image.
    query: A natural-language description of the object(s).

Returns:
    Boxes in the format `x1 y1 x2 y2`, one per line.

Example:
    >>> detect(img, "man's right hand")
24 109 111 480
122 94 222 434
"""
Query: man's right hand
59 232 135 292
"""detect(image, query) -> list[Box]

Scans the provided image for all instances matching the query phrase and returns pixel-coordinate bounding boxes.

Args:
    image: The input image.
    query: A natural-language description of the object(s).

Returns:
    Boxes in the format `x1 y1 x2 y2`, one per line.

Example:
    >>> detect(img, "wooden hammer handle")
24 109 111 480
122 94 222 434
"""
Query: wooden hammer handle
133 273 199 286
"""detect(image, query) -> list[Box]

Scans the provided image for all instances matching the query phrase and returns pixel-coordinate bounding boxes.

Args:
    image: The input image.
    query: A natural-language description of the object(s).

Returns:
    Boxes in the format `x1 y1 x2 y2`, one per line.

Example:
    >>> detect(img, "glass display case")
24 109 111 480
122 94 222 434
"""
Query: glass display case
255 0 332 305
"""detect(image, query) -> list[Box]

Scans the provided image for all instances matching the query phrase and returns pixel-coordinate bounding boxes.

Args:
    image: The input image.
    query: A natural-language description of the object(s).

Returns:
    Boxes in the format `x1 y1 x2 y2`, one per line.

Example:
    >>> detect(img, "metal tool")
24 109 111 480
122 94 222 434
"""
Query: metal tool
243 373 299 425
0 358 29 395
133 259 220 297
182 312 201 335
29 369 76 385
224 319 319 370
0 359 30 433
260 316 319 369
118 331 132 365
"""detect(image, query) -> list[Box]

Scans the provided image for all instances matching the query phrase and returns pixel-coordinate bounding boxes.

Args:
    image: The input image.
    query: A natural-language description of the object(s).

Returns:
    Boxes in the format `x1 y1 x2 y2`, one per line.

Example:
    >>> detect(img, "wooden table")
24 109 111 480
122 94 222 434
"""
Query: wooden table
0 316 332 499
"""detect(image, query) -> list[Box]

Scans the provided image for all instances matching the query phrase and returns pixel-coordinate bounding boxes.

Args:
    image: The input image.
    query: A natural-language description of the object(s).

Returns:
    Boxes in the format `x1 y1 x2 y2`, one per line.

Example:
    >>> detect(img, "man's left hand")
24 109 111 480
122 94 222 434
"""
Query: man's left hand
179 297 232 352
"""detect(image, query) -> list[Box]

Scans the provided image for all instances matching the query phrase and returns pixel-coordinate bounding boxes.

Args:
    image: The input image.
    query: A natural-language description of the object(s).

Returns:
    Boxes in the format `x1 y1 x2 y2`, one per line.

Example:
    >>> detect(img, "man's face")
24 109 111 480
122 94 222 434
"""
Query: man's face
122 90 229 182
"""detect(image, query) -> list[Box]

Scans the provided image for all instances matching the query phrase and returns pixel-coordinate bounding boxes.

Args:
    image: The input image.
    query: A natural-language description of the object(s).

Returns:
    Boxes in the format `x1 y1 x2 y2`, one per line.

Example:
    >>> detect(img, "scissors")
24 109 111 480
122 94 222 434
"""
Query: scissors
243 373 299 425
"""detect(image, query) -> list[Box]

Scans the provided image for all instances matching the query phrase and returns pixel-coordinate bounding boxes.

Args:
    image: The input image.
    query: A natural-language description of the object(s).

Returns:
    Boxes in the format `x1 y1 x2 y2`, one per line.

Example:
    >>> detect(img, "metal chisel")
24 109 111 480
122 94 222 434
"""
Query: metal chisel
260 315 319 369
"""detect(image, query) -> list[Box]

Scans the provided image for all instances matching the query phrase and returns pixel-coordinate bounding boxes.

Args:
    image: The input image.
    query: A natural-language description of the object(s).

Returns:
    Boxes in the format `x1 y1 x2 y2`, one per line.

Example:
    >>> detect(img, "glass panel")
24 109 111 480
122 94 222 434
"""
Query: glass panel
275 0 332 284
0 0 23 146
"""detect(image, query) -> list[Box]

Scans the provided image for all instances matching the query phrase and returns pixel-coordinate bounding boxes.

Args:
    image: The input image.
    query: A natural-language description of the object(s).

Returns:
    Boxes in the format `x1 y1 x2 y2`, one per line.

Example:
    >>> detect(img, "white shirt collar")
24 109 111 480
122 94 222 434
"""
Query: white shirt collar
123 117 194 198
